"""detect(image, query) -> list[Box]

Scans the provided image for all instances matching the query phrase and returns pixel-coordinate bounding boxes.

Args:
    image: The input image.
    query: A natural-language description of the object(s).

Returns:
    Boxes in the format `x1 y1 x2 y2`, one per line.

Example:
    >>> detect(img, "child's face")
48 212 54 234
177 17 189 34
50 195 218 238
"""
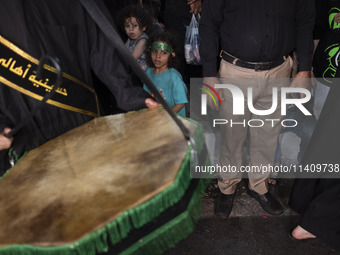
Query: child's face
151 45 172 72
124 17 145 42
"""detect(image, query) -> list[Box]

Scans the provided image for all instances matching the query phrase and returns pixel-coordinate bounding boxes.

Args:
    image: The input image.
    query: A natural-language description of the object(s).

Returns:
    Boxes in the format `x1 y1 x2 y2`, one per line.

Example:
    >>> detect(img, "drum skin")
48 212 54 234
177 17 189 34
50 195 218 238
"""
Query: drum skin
0 108 190 247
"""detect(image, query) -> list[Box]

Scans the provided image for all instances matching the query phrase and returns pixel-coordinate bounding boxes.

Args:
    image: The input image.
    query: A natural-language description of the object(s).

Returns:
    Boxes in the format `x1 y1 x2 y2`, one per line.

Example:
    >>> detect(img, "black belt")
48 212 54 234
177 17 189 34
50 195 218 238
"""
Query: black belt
220 50 286 71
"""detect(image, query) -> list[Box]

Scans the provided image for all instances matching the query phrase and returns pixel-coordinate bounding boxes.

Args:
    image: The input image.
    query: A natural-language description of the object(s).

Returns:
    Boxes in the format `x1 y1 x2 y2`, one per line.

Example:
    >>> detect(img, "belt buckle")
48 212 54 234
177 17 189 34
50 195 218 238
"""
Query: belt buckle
254 64 263 72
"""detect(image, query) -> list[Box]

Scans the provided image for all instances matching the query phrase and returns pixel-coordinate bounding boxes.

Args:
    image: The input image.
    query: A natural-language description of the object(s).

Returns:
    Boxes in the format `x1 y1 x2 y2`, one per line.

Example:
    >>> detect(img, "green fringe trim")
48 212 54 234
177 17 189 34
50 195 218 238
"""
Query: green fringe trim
129 147 191 228
0 151 27 180
120 178 211 255
0 118 208 255
179 114 205 153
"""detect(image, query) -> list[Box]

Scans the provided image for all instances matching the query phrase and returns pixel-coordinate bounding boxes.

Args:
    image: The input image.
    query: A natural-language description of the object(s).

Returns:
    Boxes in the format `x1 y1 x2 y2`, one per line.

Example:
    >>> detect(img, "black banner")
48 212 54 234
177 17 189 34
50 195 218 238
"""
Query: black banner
0 35 100 117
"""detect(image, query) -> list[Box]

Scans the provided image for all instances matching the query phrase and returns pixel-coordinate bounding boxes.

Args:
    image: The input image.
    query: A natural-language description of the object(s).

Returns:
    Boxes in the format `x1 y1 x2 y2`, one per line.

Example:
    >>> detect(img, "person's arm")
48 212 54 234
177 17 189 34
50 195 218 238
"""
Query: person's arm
199 0 224 78
312 0 328 64
0 128 13 150
131 38 147 60
171 103 185 113
145 98 161 108
200 0 225 109
171 70 188 110
290 0 315 92
313 0 328 43
294 0 315 72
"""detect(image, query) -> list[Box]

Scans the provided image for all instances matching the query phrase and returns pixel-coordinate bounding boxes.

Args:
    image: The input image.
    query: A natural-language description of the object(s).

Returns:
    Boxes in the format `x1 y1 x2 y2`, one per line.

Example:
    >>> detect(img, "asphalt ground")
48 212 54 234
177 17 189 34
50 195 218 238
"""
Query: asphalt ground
164 179 340 255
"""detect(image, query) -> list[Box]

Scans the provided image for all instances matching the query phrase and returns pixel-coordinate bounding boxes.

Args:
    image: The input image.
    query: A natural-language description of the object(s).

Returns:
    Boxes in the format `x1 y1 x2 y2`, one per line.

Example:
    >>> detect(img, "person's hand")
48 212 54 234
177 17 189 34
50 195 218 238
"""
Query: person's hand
145 98 162 109
334 13 340 23
188 0 202 15
289 71 311 98
0 128 13 150
202 77 223 110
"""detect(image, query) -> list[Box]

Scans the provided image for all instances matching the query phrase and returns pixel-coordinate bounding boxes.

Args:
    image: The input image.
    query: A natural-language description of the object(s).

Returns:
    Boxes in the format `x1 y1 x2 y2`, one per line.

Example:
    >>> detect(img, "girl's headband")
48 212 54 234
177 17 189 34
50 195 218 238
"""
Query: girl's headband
151 42 174 53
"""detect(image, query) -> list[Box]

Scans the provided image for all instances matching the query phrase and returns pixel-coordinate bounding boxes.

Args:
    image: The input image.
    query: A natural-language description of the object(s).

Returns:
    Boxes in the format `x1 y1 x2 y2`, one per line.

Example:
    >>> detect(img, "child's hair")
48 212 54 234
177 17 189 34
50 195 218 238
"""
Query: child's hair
146 31 177 69
117 5 152 34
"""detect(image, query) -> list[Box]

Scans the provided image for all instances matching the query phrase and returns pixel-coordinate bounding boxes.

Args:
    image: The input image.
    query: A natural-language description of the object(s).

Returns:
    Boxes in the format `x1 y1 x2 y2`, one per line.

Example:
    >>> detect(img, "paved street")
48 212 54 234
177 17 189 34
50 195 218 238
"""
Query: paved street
164 179 340 255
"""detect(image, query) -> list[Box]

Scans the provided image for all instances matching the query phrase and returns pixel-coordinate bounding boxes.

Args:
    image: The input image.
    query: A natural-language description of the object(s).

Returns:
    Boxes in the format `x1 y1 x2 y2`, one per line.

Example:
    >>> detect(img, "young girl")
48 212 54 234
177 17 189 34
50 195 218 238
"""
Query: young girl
119 5 152 70
144 32 188 117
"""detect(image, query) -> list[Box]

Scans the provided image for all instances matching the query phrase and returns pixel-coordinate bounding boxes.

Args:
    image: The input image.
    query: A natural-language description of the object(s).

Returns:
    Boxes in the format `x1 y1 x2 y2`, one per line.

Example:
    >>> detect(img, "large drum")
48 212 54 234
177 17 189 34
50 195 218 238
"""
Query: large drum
0 108 209 255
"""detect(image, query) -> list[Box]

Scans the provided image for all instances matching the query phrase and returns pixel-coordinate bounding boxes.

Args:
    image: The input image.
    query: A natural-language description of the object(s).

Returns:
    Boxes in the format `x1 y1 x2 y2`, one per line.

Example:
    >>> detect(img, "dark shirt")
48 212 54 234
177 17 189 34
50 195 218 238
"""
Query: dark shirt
0 0 148 172
313 0 329 40
199 0 315 77
313 0 340 80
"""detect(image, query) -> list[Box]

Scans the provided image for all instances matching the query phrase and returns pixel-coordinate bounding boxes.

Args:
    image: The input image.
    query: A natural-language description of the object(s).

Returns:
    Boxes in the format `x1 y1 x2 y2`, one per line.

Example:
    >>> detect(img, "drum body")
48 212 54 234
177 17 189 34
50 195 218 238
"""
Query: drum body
0 108 209 255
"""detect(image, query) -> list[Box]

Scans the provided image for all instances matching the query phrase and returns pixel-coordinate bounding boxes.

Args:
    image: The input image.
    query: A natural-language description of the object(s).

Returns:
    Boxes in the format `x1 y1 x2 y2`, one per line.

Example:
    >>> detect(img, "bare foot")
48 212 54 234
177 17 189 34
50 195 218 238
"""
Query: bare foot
267 165 279 185
291 225 317 240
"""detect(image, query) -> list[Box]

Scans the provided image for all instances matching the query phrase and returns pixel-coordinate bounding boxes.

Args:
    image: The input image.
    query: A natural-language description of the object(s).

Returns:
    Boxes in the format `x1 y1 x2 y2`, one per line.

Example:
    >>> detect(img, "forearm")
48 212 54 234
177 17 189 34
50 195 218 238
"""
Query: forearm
171 104 185 113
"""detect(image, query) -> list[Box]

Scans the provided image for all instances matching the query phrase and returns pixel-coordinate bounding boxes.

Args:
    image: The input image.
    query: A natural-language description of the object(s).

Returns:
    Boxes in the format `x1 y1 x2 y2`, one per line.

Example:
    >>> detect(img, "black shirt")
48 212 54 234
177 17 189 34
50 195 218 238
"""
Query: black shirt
199 0 315 77
313 0 340 80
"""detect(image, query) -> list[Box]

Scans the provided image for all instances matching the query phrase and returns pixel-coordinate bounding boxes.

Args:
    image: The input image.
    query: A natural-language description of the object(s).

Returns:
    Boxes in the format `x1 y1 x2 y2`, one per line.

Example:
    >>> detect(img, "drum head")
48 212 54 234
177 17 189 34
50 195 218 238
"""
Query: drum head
0 108 190 247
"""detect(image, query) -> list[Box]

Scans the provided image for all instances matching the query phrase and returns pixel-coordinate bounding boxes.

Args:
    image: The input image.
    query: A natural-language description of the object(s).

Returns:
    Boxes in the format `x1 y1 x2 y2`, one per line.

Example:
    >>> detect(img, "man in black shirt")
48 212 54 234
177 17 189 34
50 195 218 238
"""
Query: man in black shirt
199 0 315 216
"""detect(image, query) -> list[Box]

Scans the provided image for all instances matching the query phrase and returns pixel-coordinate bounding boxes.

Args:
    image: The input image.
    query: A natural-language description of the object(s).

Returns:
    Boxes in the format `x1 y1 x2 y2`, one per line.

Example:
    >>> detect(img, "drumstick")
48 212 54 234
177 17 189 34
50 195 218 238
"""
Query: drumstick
5 55 62 138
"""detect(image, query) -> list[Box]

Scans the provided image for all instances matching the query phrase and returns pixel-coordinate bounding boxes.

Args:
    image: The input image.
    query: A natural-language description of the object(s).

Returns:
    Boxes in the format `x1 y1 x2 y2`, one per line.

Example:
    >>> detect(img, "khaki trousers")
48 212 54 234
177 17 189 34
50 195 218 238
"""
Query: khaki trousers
217 56 293 195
